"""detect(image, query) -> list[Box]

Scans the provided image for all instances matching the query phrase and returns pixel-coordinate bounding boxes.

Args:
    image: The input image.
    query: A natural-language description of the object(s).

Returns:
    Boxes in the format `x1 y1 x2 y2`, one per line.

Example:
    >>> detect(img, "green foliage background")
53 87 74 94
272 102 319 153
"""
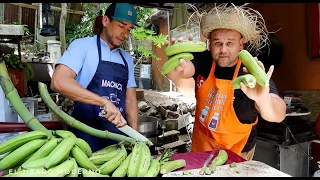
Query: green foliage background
65 3 167 61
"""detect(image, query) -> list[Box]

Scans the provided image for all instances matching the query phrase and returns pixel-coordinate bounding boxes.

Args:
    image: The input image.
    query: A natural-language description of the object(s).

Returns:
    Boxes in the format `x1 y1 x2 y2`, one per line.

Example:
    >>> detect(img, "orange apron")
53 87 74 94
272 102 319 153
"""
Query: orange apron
191 59 258 156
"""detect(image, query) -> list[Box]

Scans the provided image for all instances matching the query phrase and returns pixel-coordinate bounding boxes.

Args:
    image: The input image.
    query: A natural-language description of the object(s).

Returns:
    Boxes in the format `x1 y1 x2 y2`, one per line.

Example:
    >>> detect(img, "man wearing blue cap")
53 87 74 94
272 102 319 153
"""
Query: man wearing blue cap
51 3 139 151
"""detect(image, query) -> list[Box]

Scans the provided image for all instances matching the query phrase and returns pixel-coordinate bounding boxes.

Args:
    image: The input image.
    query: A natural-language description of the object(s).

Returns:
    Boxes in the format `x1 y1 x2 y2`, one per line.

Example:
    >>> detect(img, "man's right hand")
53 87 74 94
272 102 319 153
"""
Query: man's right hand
101 99 127 128
165 35 193 74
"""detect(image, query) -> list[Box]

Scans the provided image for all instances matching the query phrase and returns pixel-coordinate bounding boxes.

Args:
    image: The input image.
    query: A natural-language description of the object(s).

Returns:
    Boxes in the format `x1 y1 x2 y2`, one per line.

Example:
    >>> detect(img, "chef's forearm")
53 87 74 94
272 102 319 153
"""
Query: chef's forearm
254 93 286 123
125 88 139 130
126 108 138 130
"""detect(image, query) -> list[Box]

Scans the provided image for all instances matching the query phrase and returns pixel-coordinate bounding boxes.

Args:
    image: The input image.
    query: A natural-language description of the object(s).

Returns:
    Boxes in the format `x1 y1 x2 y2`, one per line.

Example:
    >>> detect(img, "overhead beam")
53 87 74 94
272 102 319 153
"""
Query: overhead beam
132 3 174 10
9 3 84 15
132 3 203 13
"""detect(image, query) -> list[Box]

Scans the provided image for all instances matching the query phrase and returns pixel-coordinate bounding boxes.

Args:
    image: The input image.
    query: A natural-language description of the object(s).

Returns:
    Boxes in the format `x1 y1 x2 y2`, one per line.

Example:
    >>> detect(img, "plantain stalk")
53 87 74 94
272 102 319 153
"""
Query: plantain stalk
0 62 51 136
38 82 135 144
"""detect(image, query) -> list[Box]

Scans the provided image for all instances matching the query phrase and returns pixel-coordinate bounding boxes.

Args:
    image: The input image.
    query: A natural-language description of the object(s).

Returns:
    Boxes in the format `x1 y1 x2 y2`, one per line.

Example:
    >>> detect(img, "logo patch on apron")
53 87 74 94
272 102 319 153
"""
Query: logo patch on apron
208 112 220 130
199 106 210 122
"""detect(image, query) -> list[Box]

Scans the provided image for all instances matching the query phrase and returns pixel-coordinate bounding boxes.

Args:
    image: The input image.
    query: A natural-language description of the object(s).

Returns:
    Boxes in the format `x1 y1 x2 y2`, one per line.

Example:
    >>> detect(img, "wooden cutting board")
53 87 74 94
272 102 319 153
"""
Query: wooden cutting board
162 160 291 177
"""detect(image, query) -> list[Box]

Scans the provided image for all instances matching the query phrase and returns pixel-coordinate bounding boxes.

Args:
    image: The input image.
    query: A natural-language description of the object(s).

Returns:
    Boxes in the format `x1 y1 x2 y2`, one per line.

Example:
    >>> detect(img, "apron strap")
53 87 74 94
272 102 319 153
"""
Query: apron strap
119 50 129 79
97 34 129 73
96 34 129 83
97 35 102 62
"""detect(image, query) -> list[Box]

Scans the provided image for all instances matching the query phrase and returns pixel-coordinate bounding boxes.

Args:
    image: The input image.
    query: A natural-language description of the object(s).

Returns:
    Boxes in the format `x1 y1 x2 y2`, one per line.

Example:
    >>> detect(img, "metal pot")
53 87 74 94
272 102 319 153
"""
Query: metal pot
138 115 161 135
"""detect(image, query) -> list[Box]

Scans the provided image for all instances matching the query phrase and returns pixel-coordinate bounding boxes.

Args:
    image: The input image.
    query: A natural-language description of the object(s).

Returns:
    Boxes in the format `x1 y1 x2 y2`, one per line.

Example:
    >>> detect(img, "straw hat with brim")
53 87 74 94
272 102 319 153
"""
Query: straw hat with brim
200 4 269 54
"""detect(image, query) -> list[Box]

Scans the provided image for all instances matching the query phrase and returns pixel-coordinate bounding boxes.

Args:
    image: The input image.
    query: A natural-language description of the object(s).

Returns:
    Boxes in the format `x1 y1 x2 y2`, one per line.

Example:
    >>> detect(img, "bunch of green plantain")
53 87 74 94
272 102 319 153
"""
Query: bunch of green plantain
88 140 186 177
0 55 34 81
91 141 167 177
161 40 207 74
0 130 96 177
23 62 34 81
0 130 187 177
1 55 24 70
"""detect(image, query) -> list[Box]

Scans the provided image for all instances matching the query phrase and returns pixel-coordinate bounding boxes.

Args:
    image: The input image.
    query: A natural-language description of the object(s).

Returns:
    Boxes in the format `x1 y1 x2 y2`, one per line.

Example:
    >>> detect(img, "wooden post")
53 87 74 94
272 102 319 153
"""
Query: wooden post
0 3 4 24
34 8 37 47
17 37 22 64
39 3 42 28
18 6 22 24
59 3 67 53
167 11 173 92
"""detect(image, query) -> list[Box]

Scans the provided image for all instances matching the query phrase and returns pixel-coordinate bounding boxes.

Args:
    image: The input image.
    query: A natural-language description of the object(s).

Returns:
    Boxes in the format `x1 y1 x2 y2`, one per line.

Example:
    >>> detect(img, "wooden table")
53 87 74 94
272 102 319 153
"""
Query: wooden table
163 160 291 177
0 121 63 133
169 149 246 171
166 149 291 177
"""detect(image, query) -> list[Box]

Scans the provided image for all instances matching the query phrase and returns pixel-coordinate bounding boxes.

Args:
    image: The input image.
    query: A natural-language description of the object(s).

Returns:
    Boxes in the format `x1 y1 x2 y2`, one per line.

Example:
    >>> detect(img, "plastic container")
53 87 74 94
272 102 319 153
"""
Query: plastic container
135 77 152 90
140 64 151 79
47 40 61 63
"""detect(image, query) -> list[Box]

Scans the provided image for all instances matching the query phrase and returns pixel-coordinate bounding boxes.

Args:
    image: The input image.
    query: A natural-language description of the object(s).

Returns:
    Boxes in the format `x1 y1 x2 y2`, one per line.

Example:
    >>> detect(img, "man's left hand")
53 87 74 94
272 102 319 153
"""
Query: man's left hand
240 57 274 102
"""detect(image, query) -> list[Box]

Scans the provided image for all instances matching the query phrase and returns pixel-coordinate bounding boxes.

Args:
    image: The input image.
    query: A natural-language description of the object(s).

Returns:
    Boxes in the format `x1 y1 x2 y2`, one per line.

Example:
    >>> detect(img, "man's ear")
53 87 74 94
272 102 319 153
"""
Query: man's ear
102 16 110 27
239 38 245 50
206 39 210 51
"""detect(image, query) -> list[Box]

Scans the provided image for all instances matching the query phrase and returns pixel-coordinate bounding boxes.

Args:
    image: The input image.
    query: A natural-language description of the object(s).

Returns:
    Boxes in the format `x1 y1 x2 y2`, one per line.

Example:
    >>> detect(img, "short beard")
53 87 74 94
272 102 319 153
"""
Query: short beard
104 28 118 48
215 57 238 67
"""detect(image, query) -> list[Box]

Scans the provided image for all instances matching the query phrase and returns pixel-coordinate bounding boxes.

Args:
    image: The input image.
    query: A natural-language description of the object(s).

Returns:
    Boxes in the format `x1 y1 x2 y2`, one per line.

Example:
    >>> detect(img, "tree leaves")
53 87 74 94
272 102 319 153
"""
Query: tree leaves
64 3 166 61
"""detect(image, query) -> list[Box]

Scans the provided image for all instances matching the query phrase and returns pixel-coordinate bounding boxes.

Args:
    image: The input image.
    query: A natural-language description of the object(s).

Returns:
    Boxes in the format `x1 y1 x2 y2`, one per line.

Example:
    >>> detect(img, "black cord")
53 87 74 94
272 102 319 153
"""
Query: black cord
282 121 320 169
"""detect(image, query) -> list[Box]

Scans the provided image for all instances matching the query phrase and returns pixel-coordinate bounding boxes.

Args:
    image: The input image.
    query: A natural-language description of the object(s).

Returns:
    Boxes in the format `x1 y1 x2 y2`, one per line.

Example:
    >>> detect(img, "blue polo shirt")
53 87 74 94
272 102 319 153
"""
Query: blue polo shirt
55 35 136 89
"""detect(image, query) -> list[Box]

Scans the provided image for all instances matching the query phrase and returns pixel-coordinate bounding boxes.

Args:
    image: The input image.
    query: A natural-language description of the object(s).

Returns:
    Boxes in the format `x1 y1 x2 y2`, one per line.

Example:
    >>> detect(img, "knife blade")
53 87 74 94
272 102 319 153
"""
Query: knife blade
118 125 153 145
101 110 153 145
203 152 214 167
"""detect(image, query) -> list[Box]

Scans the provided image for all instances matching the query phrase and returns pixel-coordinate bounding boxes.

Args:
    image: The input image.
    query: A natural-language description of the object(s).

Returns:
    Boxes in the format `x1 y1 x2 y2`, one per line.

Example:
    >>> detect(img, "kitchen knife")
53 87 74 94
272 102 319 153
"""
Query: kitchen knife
203 152 214 167
118 125 153 145
199 152 215 175
101 110 153 145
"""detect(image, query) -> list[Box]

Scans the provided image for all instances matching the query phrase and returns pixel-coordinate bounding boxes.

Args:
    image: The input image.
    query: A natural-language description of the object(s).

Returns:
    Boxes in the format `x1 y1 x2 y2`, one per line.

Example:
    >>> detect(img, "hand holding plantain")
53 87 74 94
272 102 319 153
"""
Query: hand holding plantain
162 35 206 75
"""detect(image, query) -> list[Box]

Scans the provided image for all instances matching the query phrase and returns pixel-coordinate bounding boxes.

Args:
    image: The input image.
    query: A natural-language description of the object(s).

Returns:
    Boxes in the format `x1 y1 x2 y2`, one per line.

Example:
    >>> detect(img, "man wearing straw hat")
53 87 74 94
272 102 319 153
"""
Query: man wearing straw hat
166 4 286 160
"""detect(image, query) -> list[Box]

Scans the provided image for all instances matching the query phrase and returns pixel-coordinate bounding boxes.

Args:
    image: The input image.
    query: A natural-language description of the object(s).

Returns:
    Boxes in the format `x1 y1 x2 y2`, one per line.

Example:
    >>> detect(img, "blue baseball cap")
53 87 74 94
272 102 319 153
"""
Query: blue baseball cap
105 3 138 26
